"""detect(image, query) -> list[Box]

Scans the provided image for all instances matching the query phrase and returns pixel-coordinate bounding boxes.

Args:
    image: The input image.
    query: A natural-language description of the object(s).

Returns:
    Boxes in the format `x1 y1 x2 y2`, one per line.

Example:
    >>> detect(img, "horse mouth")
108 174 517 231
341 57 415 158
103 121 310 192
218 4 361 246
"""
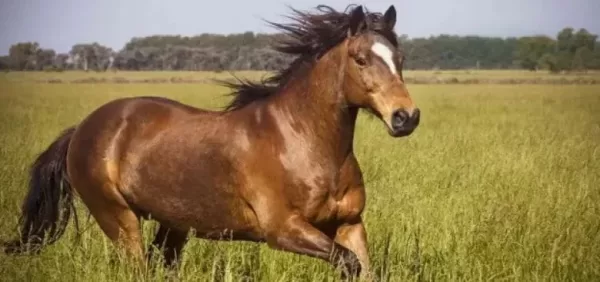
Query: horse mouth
388 127 416 137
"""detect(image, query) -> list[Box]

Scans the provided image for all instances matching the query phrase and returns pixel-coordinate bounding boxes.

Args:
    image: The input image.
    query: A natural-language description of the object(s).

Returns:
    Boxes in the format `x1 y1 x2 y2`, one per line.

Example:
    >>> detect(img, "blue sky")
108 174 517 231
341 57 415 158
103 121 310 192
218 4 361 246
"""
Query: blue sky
0 0 598 55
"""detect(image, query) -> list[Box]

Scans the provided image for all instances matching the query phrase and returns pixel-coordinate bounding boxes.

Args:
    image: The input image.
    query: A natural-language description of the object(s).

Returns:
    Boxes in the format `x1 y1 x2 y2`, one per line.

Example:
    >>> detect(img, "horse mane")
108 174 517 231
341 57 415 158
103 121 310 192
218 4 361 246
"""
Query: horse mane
220 4 400 111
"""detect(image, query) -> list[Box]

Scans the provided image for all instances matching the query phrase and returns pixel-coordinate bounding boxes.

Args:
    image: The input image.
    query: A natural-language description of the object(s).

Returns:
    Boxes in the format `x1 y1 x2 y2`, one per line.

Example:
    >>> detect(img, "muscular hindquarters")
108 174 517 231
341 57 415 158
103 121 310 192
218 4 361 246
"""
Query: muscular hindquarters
67 97 260 243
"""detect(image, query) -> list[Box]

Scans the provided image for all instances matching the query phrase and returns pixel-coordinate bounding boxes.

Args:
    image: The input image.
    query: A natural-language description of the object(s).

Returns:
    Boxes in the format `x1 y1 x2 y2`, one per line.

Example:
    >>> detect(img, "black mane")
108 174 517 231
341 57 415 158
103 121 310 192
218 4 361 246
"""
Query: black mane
221 5 399 111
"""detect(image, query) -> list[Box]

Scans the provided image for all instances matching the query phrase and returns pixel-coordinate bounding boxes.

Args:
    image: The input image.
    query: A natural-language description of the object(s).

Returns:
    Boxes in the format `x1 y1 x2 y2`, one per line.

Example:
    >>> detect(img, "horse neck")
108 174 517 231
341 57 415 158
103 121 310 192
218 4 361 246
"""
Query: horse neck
269 44 357 164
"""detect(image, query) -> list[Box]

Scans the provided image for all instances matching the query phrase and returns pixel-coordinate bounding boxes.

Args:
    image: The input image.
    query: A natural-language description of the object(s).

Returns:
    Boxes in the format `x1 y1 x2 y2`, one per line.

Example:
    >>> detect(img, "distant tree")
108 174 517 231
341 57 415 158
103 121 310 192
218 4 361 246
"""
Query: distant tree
556 28 575 52
515 36 555 70
0 56 10 70
573 28 597 51
36 48 56 70
8 42 41 70
70 43 113 71
4 27 598 72
572 47 593 71
551 27 599 71
592 42 600 69
52 53 70 70
538 53 559 72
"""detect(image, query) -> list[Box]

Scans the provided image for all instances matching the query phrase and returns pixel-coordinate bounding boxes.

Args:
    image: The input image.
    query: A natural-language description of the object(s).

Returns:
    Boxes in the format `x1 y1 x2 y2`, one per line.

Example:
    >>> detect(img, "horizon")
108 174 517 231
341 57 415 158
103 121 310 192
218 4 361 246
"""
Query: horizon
0 0 599 55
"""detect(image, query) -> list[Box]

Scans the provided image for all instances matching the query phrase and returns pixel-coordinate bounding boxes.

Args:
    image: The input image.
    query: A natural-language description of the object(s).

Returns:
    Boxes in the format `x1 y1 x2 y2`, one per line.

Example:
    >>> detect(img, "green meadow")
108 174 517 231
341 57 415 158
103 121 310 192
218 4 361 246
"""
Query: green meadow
0 71 599 281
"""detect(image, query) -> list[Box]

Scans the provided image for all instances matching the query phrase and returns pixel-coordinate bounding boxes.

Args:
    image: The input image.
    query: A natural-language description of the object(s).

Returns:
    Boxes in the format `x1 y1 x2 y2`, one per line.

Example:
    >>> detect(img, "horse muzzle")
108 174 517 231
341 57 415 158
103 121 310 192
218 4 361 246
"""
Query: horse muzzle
389 108 420 137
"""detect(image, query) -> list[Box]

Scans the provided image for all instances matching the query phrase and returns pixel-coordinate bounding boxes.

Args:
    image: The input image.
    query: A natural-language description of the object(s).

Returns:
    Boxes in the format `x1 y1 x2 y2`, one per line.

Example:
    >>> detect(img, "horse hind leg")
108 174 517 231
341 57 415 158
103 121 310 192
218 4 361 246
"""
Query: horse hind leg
73 178 144 267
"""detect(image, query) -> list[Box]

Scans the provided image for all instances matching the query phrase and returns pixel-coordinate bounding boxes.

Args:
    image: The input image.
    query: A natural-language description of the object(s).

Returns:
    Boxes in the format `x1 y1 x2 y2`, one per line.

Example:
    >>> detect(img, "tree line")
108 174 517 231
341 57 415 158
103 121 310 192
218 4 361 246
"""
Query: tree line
1 28 599 72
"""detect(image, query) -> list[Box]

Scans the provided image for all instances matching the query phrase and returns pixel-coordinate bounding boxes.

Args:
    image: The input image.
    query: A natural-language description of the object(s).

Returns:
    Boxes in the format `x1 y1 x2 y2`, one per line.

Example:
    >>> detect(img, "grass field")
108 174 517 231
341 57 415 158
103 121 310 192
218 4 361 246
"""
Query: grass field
0 71 599 281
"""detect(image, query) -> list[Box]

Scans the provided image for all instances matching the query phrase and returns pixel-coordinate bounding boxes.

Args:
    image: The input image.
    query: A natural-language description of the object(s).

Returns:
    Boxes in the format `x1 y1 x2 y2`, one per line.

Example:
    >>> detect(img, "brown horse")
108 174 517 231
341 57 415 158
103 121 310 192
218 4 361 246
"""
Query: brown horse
3 4 419 280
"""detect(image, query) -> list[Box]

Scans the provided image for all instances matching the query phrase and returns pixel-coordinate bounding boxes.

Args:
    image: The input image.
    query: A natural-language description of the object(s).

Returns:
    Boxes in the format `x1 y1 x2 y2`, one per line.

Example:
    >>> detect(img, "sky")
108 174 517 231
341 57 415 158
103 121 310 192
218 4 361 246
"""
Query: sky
0 0 598 55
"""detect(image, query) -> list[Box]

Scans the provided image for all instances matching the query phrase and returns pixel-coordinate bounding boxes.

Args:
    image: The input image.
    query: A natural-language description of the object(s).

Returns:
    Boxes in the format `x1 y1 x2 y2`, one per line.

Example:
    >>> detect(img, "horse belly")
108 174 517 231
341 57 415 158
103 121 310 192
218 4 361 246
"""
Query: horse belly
129 174 258 236
120 141 261 239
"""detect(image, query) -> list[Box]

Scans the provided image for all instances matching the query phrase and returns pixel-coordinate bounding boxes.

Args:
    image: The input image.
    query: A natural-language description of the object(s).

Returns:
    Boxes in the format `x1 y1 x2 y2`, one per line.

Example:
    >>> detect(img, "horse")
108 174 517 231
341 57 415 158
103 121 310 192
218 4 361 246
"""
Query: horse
3 4 420 280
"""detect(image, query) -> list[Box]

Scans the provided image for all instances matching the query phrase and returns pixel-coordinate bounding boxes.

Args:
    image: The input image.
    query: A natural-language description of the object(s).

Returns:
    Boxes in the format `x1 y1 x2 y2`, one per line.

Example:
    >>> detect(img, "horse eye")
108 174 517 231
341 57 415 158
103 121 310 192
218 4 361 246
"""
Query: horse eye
355 57 367 66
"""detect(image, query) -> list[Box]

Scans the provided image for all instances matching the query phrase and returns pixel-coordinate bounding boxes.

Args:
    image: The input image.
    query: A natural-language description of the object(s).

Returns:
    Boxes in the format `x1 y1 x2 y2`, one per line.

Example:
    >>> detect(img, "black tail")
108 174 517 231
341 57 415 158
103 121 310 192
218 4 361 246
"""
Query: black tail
3 126 77 254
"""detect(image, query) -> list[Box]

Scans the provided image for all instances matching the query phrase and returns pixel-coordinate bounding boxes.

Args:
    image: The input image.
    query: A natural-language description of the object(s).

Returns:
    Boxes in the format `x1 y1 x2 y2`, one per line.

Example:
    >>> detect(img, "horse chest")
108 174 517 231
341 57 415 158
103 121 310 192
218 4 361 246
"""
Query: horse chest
276 152 365 224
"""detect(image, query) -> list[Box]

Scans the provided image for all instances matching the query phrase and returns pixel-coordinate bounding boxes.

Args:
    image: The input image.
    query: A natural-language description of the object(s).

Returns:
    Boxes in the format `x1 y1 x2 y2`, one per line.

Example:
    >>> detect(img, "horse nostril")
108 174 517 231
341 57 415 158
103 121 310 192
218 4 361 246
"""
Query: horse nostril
392 109 409 128
412 108 421 126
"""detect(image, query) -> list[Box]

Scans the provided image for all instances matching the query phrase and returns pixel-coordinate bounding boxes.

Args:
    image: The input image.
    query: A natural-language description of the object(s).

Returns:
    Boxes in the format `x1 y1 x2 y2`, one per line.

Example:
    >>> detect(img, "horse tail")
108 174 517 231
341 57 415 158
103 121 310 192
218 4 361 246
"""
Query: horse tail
3 126 77 254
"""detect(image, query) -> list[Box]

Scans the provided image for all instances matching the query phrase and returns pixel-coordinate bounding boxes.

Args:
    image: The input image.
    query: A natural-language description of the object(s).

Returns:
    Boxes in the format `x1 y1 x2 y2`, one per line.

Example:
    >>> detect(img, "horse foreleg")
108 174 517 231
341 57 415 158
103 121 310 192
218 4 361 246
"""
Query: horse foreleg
148 225 188 269
334 218 372 281
265 214 361 279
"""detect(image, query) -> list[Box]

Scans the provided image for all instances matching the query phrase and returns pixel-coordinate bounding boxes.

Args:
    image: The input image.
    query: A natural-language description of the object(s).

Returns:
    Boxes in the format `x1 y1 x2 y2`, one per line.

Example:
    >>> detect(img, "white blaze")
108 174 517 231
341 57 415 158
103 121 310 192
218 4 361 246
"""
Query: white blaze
371 42 397 74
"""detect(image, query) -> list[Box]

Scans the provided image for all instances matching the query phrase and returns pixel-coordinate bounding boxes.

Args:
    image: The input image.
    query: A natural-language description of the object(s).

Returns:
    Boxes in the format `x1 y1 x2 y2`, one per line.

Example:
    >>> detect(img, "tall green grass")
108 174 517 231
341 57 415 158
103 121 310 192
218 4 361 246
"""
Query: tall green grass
0 73 599 281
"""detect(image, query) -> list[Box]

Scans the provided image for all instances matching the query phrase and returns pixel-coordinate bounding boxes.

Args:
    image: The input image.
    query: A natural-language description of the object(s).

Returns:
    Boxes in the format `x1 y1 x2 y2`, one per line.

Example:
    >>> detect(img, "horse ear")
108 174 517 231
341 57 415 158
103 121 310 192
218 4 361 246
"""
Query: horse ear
383 5 397 30
348 5 366 36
